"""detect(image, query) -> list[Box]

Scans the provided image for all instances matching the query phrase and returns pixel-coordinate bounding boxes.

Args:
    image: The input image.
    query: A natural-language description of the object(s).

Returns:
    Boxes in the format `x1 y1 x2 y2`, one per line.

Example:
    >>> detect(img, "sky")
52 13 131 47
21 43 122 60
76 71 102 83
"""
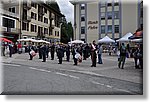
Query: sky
56 0 74 24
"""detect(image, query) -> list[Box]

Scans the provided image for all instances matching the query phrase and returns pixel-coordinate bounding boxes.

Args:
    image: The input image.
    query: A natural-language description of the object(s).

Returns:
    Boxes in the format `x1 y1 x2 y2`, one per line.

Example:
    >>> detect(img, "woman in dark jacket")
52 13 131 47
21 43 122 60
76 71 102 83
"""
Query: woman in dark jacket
57 44 64 64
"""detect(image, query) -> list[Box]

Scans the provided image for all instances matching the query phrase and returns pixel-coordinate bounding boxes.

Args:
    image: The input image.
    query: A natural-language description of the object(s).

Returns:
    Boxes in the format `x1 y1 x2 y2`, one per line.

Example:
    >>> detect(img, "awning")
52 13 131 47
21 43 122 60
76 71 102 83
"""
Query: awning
0 38 13 43
129 31 143 39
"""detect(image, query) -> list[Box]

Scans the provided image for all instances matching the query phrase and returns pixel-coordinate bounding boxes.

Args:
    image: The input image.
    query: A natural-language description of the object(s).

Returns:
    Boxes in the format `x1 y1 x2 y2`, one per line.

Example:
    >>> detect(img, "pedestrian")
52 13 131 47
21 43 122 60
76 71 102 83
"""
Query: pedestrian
72 45 79 65
50 43 55 60
8 42 13 57
133 47 139 68
66 44 70 62
57 44 64 64
97 43 103 64
18 42 22 54
46 44 50 58
41 43 47 62
38 44 42 59
118 43 127 69
28 43 34 60
90 40 97 67
138 44 143 69
1 41 5 56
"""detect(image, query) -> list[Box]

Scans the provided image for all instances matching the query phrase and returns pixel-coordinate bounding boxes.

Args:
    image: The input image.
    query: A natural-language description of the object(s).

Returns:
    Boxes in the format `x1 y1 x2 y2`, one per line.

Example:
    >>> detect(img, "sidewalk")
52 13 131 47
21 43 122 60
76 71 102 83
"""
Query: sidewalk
1 53 143 84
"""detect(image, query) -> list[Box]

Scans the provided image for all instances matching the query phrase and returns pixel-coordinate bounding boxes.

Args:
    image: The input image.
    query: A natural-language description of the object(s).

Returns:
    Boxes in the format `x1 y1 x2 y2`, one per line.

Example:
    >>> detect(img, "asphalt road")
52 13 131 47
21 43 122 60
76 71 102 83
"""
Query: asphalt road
1 63 142 95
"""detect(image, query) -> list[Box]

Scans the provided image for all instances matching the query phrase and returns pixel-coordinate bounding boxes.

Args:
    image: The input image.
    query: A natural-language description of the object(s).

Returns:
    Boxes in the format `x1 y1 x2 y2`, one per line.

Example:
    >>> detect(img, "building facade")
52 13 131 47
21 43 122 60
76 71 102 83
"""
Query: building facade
1 0 64 43
71 0 143 43
0 1 20 43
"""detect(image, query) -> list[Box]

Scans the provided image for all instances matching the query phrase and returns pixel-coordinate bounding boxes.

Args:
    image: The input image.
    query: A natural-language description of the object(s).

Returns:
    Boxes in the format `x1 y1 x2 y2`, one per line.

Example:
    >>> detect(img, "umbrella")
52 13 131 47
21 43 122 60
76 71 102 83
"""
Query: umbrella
70 40 84 44
0 38 13 43
116 32 133 42
98 36 115 43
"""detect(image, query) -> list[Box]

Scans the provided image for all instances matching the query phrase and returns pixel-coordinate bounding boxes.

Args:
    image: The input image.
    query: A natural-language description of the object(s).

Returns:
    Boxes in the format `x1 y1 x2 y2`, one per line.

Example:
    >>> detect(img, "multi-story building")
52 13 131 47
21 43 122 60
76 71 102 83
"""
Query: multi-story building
1 0 64 43
71 0 143 43
0 1 20 42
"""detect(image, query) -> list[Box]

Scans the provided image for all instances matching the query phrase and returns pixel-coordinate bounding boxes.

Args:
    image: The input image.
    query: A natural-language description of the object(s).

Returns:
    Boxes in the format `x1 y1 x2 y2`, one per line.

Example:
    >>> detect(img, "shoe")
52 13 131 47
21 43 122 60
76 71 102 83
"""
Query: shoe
29 59 32 60
74 64 77 65
58 63 62 64
91 65 93 67
42 61 46 62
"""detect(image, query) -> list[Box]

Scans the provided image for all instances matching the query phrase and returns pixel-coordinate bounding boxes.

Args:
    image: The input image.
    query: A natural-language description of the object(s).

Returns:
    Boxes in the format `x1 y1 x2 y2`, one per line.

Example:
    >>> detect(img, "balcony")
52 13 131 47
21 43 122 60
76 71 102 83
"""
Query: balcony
22 16 31 22
23 3 31 10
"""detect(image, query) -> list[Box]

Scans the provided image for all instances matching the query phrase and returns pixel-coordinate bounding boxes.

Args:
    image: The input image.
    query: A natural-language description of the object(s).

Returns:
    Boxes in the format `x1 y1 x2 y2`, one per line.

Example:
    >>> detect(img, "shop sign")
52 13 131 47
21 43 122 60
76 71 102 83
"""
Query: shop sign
88 21 98 30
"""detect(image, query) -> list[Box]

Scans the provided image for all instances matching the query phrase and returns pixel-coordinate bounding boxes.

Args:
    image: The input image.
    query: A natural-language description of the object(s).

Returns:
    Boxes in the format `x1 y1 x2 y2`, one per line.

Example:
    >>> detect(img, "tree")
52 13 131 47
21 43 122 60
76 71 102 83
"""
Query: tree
60 22 73 44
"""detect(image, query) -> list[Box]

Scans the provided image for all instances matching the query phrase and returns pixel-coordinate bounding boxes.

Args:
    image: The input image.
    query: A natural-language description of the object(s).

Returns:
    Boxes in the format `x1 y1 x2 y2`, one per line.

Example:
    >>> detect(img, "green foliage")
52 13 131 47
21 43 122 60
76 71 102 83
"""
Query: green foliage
60 22 73 44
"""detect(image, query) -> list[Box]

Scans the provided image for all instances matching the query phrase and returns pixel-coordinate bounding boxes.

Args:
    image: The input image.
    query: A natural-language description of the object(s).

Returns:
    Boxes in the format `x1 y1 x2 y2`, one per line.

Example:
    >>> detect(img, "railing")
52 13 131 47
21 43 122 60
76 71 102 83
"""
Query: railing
23 3 31 9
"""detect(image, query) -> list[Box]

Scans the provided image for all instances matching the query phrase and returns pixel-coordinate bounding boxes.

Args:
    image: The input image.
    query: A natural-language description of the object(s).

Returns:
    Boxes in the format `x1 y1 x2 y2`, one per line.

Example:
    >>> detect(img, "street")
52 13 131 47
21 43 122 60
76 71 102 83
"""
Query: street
1 53 143 95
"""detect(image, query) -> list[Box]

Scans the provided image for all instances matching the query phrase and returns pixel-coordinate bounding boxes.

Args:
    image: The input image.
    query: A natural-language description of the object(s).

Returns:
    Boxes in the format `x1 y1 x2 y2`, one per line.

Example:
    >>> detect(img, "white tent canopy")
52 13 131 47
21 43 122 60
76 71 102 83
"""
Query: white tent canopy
17 39 50 44
17 38 38 42
69 40 84 44
98 36 115 43
116 32 133 42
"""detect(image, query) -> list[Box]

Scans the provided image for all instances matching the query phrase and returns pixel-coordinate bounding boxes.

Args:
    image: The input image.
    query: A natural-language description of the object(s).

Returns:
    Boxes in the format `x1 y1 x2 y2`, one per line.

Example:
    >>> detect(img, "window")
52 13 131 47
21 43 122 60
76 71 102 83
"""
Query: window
44 8 47 13
38 15 43 22
114 2 119 6
115 25 119 33
2 17 15 28
81 15 85 21
101 26 105 33
101 12 105 20
108 25 112 33
107 3 112 6
81 4 85 10
44 28 48 34
107 12 112 19
31 12 37 20
31 24 37 32
81 27 85 34
31 2 37 8
57 32 59 36
55 31 57 36
100 0 106 7
44 17 48 24
22 22 29 31
9 7 15 13
114 12 119 19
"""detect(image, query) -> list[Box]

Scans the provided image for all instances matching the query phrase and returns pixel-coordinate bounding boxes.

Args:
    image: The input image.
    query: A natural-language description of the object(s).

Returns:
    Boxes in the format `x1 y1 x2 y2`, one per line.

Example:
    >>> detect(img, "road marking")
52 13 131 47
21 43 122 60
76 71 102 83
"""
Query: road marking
29 67 51 73
91 80 136 94
3 63 21 67
55 72 68 76
106 85 113 88
91 81 105 86
68 75 80 79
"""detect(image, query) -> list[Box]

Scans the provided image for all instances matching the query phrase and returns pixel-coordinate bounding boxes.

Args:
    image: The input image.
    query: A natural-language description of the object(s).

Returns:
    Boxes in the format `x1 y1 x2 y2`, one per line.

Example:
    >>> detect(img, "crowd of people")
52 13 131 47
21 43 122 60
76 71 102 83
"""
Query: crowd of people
1 40 143 69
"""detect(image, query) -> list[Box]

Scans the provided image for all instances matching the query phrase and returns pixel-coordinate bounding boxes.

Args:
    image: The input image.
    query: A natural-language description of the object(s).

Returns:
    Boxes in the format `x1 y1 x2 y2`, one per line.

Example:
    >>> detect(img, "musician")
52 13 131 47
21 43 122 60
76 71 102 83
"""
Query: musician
90 40 97 67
